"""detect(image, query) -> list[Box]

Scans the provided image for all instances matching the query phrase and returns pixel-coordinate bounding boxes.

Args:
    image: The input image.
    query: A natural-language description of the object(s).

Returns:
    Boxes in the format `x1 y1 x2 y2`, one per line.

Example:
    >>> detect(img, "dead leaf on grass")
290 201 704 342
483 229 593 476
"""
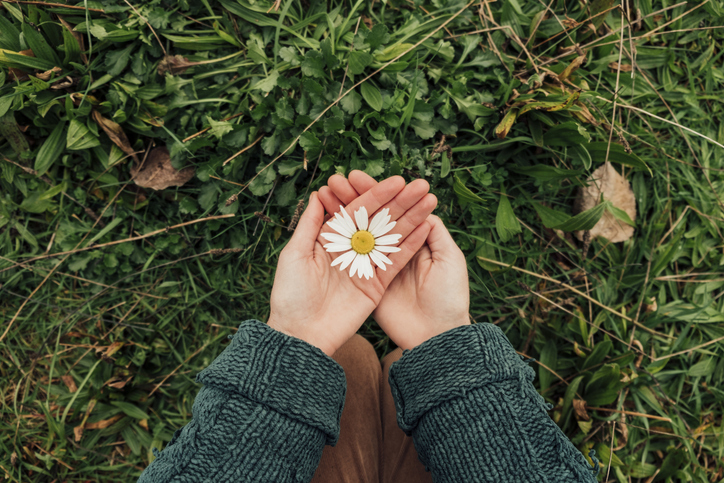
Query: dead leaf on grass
58 16 88 63
608 62 633 72
558 54 587 82
84 414 123 430
573 399 590 421
61 375 77 393
157 55 196 75
95 341 124 358
131 146 195 190
91 111 138 162
575 161 636 243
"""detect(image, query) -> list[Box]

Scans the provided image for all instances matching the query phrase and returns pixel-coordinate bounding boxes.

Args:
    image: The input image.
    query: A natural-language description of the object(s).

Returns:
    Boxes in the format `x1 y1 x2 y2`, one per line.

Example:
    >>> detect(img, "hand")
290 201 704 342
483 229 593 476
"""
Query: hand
320 171 470 350
267 176 438 356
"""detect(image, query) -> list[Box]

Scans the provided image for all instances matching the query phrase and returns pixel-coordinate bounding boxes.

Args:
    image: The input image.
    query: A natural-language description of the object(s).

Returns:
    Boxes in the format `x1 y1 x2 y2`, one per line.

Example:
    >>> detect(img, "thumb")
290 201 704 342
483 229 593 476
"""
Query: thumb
426 215 464 263
287 192 324 255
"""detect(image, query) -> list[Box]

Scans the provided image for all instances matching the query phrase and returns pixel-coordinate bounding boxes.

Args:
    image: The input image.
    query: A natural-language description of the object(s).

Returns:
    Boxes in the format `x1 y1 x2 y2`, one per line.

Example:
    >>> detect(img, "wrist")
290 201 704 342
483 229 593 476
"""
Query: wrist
399 316 471 351
267 317 336 357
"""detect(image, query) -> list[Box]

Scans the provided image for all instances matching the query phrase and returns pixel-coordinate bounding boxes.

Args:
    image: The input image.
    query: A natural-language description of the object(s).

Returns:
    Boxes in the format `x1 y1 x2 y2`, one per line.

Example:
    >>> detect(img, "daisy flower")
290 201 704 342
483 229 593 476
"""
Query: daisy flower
321 205 402 280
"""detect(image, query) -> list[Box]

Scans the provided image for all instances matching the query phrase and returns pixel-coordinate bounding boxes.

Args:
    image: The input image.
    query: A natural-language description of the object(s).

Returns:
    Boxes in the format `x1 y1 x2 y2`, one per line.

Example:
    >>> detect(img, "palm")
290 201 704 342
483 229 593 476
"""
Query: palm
322 171 471 350
268 176 437 356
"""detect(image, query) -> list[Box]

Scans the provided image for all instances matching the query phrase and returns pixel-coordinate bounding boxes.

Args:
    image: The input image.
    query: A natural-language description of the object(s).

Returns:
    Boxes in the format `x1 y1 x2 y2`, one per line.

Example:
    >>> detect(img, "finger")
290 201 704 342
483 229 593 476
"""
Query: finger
320 175 405 235
384 193 437 243
328 176 432 240
376 220 432 289
426 215 466 264
348 170 378 194
286 192 324 255
328 174 360 205
376 178 430 224
318 186 345 216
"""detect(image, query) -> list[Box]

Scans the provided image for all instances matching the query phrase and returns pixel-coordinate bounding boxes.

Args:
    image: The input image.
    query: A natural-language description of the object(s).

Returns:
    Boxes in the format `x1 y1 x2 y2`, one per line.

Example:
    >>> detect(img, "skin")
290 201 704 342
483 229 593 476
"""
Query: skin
267 176 439 356
321 171 471 350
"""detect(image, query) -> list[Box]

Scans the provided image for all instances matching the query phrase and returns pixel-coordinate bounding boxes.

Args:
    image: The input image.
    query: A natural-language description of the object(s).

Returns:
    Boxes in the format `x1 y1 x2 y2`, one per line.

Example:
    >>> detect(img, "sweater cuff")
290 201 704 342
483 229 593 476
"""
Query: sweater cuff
196 320 346 445
388 323 534 434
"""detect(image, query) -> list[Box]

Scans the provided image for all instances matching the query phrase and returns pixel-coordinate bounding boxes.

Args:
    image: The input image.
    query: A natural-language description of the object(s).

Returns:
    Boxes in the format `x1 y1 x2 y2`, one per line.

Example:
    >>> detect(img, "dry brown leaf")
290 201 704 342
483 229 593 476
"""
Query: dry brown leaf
61 375 77 393
157 55 196 75
50 76 75 90
575 162 636 243
91 111 138 162
95 341 124 358
105 376 132 389
573 399 590 421
73 425 84 442
571 102 599 126
84 414 123 430
58 16 88 63
608 62 633 72
131 147 195 191
35 66 62 81
613 422 629 451
558 54 587 82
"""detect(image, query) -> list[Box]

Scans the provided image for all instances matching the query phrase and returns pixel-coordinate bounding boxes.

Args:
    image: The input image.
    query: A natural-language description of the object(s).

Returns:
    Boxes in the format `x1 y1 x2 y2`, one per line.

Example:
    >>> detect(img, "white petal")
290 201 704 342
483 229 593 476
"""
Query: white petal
321 232 352 245
326 218 354 238
324 243 353 253
339 250 357 270
333 212 356 237
332 250 356 269
354 206 368 231
368 250 388 270
375 234 402 246
374 245 401 253
361 255 370 280
358 255 369 279
370 214 391 237
339 206 357 233
372 219 396 237
349 253 361 278
368 209 389 235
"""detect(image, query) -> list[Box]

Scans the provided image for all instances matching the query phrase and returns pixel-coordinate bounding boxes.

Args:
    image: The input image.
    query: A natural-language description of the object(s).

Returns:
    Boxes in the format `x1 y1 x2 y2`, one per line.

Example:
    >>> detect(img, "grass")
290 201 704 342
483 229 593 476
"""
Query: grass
1 0 724 481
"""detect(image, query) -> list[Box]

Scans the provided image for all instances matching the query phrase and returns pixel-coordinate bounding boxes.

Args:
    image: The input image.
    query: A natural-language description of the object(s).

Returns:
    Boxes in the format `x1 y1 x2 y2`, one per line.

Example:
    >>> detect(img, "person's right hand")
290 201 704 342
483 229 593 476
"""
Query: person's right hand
319 171 471 350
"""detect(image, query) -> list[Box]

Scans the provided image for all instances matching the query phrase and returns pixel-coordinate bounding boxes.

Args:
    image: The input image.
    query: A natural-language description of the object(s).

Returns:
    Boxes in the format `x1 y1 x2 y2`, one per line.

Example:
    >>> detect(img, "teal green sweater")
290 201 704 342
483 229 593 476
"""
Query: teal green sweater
138 320 598 482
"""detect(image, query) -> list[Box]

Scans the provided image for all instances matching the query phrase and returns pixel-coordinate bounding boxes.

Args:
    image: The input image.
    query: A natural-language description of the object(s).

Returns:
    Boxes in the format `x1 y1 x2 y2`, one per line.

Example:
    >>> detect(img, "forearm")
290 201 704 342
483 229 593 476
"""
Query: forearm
138 320 346 483
388 324 598 483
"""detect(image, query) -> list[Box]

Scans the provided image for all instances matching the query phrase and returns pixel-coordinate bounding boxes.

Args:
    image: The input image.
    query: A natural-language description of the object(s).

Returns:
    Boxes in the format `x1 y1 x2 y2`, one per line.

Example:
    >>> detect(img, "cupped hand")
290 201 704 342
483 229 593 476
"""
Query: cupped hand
319 171 470 350
267 176 438 356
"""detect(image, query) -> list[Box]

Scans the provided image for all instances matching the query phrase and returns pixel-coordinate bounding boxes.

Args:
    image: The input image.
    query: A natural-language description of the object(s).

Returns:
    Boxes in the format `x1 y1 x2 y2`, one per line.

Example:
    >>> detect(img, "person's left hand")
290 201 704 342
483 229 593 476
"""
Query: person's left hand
267 176 438 356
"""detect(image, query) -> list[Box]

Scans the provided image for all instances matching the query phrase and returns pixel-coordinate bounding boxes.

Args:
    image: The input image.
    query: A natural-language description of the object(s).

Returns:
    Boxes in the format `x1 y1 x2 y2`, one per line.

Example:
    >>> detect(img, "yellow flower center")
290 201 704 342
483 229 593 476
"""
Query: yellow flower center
350 230 375 255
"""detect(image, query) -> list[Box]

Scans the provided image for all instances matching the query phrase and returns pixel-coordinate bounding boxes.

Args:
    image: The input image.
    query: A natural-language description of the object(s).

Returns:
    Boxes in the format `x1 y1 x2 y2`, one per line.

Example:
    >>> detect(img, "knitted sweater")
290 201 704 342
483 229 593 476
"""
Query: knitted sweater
138 320 598 482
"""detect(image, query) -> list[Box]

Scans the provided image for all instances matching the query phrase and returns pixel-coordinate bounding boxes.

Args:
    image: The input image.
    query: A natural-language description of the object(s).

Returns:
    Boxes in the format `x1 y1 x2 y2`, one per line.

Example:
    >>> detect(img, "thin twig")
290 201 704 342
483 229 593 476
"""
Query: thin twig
604 8 625 166
477 256 673 339
148 341 210 396
653 335 724 362
122 0 167 56
222 134 265 166
589 407 672 423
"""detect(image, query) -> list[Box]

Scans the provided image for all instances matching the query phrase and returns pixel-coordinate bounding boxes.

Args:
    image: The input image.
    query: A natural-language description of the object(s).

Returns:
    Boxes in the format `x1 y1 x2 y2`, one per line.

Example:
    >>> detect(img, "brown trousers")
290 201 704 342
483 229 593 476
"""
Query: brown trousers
311 335 434 483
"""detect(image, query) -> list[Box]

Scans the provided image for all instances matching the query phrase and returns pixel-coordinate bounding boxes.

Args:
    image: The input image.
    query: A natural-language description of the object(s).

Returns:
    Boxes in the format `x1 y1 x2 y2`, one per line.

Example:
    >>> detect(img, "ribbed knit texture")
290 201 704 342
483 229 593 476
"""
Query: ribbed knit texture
138 320 598 482
137 320 346 483
388 323 598 482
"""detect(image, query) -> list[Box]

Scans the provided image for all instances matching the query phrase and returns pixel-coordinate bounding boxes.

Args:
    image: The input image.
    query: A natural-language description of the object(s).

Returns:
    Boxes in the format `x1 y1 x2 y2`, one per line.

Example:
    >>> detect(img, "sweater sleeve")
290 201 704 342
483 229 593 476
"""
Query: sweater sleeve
137 320 346 483
388 323 599 483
